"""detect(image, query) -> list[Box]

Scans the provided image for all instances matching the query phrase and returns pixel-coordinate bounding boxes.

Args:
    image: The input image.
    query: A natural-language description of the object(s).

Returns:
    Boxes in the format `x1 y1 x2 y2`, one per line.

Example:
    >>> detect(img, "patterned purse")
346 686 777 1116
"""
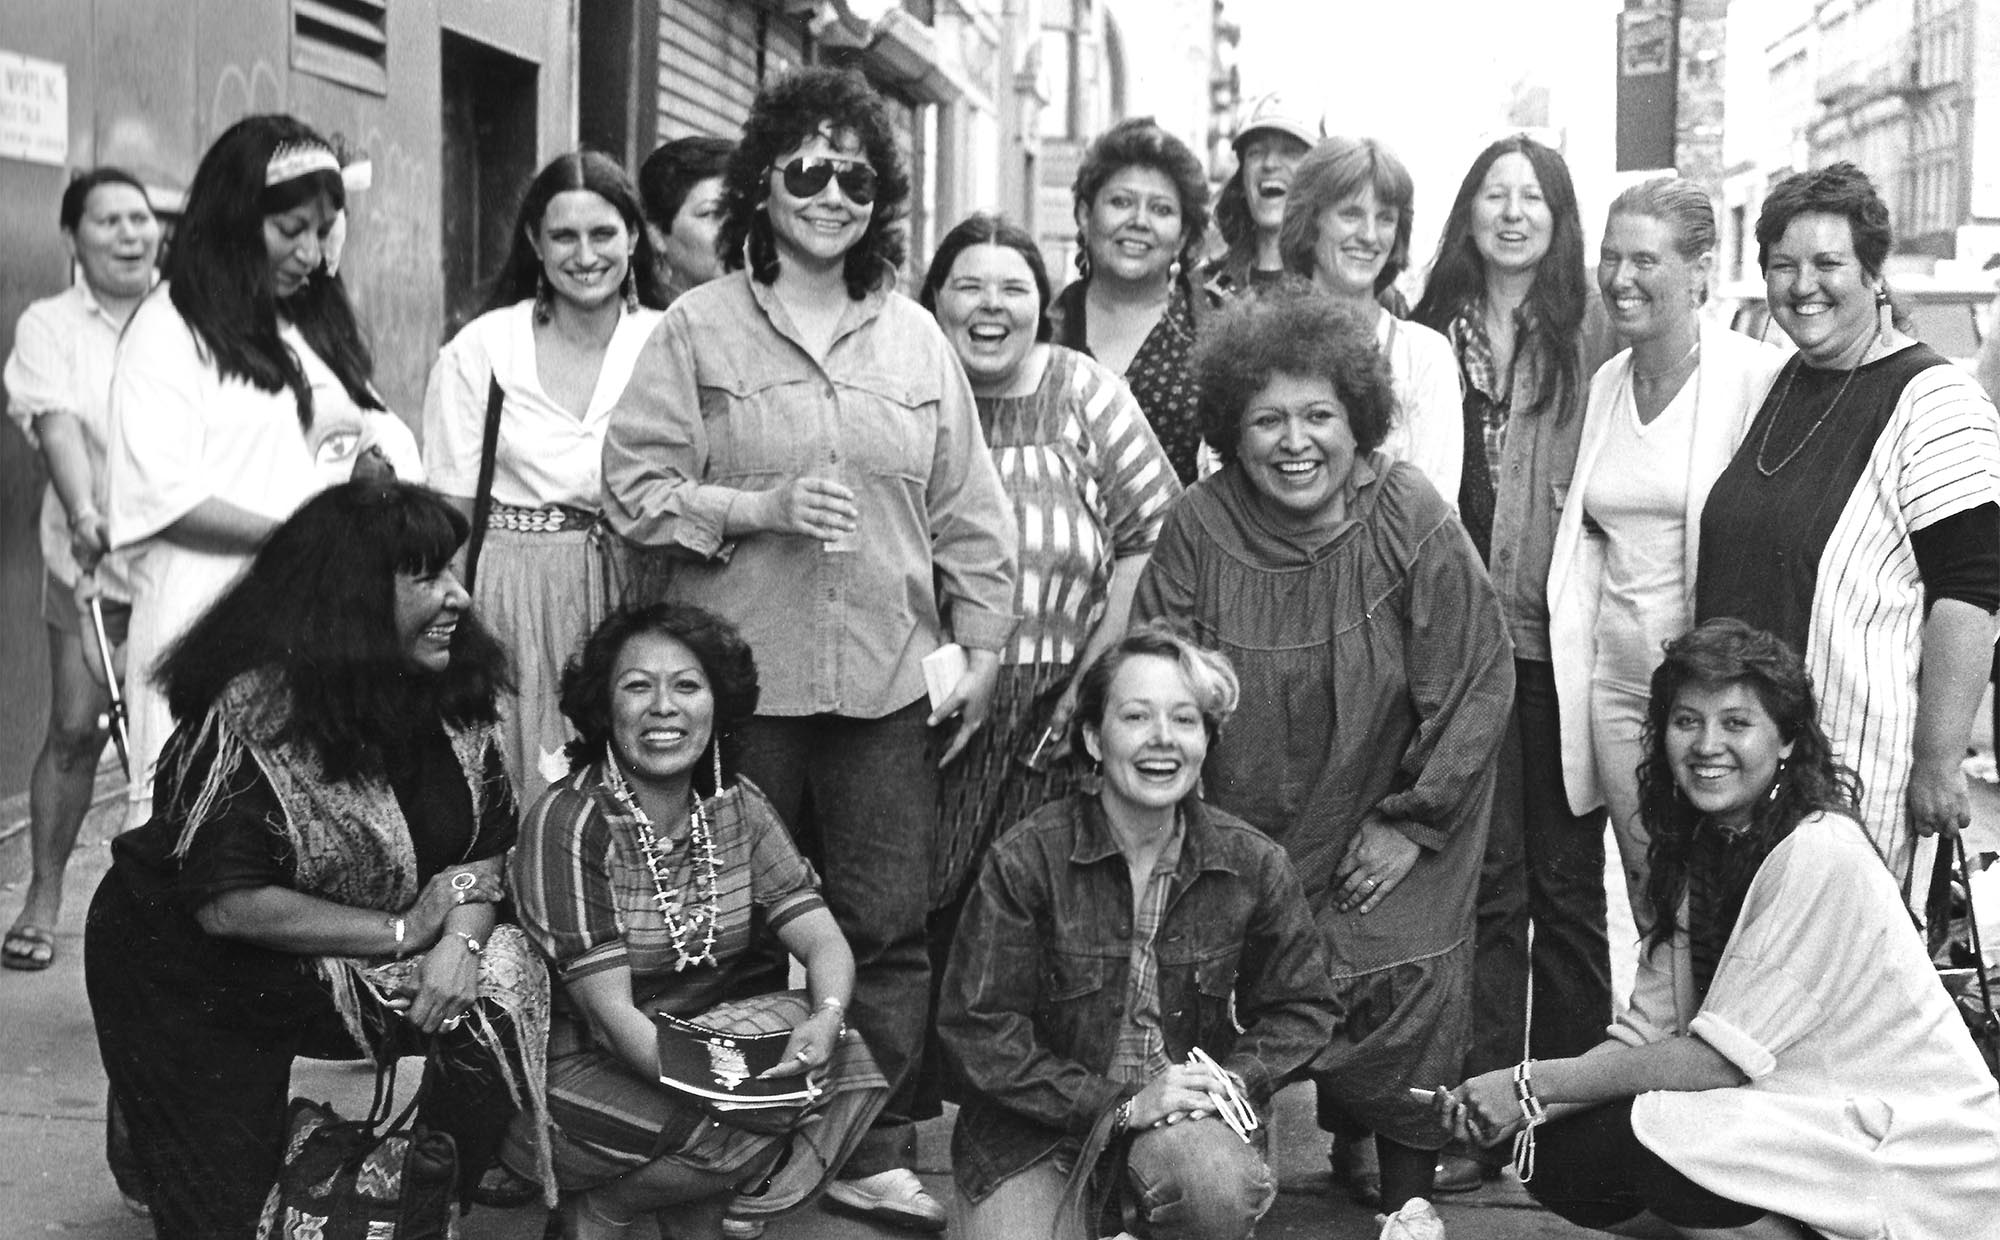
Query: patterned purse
256 1049 459 1240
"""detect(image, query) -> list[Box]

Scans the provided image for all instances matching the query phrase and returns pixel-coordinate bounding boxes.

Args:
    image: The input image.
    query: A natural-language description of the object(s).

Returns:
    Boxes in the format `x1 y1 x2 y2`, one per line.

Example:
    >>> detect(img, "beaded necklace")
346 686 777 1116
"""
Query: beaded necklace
605 758 720 971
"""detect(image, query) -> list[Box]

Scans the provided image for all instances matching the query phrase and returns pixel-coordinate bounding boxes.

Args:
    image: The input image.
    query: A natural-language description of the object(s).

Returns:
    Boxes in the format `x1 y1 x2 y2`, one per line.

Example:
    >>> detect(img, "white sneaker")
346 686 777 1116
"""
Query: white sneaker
822 1168 948 1232
1376 1196 1446 1240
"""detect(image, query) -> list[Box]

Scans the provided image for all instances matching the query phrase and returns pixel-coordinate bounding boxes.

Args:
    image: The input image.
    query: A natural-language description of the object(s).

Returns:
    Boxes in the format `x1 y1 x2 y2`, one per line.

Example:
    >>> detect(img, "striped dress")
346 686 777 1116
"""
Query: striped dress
933 346 1182 906
1697 344 2000 902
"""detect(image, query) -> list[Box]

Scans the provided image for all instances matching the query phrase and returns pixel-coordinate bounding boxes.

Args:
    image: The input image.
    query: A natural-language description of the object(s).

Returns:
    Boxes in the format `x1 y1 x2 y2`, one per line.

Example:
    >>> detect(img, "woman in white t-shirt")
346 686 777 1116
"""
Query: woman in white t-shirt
108 114 418 828
1277 134 1464 505
422 152 667 802
1547 178 1783 926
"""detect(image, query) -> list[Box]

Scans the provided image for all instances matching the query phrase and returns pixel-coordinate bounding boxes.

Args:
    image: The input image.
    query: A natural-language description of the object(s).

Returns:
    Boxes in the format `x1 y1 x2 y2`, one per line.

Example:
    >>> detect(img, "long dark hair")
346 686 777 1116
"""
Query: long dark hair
154 481 511 782
716 67 911 300
166 114 381 429
1412 135 1587 423
1637 619 1861 951
487 150 668 314
557 603 761 798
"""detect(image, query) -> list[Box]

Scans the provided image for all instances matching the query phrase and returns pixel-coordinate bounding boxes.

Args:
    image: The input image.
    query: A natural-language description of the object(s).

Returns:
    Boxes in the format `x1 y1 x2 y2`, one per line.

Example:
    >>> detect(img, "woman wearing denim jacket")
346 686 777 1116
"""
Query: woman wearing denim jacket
602 67 1016 1231
938 625 1339 1240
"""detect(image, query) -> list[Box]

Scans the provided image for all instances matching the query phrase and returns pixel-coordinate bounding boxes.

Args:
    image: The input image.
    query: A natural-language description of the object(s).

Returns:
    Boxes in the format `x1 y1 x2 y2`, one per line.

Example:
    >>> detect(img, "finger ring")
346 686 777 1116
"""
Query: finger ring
454 890 466 904
1363 877 1378 889
440 1014 463 1032
795 1051 811 1063
451 871 476 892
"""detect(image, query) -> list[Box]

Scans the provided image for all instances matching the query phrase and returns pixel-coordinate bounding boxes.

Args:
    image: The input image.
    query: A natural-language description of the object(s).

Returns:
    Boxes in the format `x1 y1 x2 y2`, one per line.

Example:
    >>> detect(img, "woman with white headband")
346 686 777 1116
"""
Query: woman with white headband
106 113 417 824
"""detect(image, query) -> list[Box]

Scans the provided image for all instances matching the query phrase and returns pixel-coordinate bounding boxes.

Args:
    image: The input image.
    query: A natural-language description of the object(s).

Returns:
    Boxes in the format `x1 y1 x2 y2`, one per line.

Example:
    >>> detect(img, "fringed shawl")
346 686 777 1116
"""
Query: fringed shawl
166 669 556 1204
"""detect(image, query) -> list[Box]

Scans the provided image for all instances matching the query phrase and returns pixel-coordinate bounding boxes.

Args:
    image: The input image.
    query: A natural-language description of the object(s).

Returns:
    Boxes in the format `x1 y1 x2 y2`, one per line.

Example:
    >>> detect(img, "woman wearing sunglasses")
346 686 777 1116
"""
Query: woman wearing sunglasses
603 66 1016 1235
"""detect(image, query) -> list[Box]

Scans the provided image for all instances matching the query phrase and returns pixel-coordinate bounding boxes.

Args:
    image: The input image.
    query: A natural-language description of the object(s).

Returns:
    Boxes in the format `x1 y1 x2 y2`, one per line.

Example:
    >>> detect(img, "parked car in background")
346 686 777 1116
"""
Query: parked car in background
1708 272 1998 371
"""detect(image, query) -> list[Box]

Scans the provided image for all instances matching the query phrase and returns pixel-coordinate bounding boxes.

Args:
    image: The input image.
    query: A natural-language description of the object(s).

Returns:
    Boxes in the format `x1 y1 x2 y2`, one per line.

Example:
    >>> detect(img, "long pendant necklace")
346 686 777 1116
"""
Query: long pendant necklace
1753 358 1862 477
606 758 720 971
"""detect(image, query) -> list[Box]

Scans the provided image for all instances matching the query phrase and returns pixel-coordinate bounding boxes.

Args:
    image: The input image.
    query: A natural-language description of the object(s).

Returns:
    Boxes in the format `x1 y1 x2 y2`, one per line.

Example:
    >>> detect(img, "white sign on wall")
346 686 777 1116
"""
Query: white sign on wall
0 49 68 167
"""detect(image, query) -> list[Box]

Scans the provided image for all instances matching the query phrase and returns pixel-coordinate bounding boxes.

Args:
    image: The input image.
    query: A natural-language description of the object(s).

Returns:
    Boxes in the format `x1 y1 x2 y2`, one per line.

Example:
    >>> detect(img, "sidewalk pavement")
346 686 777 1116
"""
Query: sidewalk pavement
9 760 1997 1240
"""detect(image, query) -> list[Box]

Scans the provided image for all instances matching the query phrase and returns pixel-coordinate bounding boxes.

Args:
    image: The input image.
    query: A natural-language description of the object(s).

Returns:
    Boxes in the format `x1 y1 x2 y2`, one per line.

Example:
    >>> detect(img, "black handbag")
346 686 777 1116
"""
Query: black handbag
257 1049 459 1240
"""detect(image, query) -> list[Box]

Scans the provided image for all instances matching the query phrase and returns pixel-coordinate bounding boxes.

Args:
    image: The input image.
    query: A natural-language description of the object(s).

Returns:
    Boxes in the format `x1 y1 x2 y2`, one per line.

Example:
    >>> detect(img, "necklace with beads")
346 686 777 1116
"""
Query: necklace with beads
1753 356 1863 477
605 758 720 971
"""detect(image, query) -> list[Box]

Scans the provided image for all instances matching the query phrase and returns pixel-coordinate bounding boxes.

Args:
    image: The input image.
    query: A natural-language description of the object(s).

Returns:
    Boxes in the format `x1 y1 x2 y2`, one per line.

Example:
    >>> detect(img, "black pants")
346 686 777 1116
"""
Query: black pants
85 875 519 1240
1524 1100 1766 1231
1469 659 1614 1077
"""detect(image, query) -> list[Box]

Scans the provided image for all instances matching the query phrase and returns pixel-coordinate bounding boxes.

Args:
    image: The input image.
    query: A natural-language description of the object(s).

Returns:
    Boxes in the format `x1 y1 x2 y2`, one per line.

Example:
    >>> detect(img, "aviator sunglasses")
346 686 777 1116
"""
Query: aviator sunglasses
775 155 880 206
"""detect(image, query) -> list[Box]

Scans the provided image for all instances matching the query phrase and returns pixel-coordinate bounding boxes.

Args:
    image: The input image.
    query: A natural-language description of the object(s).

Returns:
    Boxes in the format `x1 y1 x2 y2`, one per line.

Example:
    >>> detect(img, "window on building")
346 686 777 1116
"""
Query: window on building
291 0 389 96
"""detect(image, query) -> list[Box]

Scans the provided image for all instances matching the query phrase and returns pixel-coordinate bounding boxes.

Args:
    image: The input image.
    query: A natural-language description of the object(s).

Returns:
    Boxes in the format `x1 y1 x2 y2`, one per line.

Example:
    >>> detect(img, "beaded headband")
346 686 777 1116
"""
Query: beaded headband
265 141 341 189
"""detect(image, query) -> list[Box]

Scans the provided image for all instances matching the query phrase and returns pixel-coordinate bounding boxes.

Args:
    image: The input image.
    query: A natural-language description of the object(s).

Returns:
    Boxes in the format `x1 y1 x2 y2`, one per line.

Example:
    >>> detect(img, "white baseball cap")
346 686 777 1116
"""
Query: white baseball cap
1233 93 1324 151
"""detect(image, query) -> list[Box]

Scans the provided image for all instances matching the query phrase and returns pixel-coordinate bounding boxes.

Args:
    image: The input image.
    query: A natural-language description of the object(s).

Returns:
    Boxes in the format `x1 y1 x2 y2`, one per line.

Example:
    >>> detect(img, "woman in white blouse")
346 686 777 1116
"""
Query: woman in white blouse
1547 178 1782 927
422 151 667 801
108 114 416 829
1278 135 1463 504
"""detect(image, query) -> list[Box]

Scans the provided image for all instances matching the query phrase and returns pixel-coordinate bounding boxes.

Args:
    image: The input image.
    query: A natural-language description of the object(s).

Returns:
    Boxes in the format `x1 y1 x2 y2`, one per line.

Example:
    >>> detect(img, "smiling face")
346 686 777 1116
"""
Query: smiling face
1666 679 1795 834
609 630 716 788
934 242 1042 396
1598 211 1710 345
1312 184 1401 300
1080 164 1185 286
657 175 727 286
1240 131 1311 236
1470 152 1553 280
392 567 468 674
263 192 338 299
1764 211 1880 368
765 128 876 273
532 189 637 313
1237 371 1356 523
69 183 160 302
1084 653 1209 814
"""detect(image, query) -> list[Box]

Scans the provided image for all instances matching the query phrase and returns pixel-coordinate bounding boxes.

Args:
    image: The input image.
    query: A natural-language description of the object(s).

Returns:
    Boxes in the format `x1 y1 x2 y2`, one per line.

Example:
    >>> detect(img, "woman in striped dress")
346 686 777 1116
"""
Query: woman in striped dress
1695 162 2000 915
918 213 1183 915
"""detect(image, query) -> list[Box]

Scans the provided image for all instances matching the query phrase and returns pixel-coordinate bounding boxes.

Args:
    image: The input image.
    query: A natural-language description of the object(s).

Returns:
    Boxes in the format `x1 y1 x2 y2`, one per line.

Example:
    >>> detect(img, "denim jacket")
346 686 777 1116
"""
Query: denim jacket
937 792 1341 1201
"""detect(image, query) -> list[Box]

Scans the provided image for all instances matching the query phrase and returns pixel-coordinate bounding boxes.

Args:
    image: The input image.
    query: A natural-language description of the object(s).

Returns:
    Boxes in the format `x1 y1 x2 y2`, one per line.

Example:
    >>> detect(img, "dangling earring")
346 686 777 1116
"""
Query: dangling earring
534 270 554 325
711 736 727 796
1168 256 1183 285
1875 286 1894 347
1074 231 1092 280
1767 757 1787 804
620 265 639 314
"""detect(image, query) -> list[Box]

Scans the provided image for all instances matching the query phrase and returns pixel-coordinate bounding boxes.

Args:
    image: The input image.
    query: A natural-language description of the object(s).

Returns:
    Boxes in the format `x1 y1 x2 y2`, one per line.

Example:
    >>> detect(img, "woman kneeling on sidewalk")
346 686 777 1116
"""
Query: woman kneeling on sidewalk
938 624 1341 1239
1445 619 2000 1239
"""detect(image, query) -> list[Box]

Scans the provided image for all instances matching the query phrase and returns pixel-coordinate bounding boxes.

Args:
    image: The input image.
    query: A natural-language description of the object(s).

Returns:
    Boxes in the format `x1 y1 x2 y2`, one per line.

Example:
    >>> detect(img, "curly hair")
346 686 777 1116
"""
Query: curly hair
168 114 382 430
638 136 734 236
154 481 512 782
1070 621 1240 763
1412 135 1587 424
714 67 910 299
917 212 1053 342
1754 161 1892 280
1637 618 1861 952
1193 286 1397 465
486 150 668 314
1072 117 1212 271
557 603 761 796
1277 136 1416 296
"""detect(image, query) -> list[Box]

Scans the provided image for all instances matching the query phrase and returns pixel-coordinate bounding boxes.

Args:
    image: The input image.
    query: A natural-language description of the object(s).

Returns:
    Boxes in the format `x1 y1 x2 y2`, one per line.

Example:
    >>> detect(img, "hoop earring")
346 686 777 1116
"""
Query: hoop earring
621 265 639 314
534 271 554 325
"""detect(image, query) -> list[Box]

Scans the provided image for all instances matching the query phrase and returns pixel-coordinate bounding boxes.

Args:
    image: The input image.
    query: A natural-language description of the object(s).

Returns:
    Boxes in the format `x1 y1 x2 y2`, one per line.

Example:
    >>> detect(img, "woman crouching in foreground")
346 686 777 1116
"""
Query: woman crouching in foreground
85 480 548 1239
938 624 1340 1239
1447 618 2000 1238
507 603 886 1239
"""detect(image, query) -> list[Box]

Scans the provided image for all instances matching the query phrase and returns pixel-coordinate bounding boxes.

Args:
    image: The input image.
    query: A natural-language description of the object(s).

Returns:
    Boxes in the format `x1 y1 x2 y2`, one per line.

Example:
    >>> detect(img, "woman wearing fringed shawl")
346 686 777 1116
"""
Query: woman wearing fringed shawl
84 481 552 1239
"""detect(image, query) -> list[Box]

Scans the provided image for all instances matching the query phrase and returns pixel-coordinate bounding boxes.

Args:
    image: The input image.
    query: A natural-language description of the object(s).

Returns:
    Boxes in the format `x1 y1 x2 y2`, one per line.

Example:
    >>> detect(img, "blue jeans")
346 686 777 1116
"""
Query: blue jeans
1468 659 1612 1077
734 699 936 1176
954 1116 1275 1240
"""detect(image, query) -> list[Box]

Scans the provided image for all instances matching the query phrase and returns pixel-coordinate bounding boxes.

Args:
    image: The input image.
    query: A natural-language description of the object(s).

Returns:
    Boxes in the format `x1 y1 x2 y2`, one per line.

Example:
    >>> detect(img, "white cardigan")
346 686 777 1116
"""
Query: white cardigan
1547 320 1785 815
1616 814 2000 1237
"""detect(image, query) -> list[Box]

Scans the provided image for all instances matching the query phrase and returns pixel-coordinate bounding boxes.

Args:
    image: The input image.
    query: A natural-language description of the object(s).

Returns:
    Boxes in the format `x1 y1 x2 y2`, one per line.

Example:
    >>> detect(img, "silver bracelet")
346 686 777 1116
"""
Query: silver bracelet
387 915 407 958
